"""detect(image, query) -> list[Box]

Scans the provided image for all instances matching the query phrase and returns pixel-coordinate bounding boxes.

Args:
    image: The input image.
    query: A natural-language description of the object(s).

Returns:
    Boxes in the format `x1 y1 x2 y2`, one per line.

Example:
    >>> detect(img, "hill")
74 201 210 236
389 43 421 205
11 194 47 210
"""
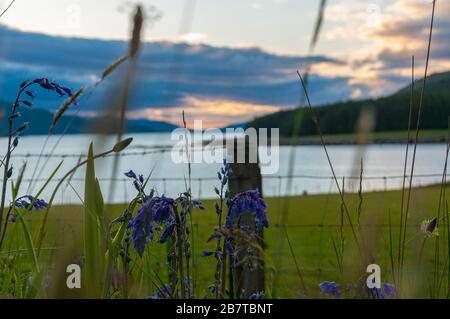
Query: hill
247 71 450 137
0 104 178 135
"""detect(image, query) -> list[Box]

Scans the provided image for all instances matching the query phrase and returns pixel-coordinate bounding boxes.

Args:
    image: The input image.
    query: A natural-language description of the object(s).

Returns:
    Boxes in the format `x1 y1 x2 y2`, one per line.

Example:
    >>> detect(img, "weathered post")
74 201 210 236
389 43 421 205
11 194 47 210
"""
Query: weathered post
227 135 264 298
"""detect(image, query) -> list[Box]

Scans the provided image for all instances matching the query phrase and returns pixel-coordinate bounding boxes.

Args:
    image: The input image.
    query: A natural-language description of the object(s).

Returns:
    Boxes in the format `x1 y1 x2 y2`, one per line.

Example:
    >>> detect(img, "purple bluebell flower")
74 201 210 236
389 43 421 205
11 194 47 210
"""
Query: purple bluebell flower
21 100 33 107
370 287 383 299
202 251 214 257
225 238 236 267
147 284 173 299
125 170 137 179
61 87 74 96
369 283 396 299
151 196 176 223
26 78 74 99
159 222 176 243
184 276 193 297
125 170 147 193
222 176 228 186
382 283 396 297
319 281 340 299
13 136 19 148
130 196 177 256
6 167 13 179
247 233 257 240
192 200 205 210
35 78 53 90
25 91 35 99
249 291 265 299
14 195 48 211
226 189 268 230
225 238 234 256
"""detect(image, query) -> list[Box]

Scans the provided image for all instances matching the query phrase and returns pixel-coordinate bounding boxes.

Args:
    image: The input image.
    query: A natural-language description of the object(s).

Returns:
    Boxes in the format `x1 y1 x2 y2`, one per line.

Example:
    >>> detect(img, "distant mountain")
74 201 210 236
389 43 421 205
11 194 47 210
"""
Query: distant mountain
220 123 246 131
0 104 178 135
247 70 450 137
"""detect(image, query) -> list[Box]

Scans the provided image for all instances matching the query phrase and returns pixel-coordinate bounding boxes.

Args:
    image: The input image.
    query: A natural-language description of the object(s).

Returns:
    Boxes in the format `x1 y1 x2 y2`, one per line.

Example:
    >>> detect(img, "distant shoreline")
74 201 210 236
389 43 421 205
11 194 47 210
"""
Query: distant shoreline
279 136 449 145
2 131 448 146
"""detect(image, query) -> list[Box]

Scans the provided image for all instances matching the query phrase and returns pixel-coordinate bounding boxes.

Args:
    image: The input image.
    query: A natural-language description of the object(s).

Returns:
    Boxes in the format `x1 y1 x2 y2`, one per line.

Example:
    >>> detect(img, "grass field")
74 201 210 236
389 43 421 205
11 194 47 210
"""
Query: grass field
3 184 447 298
282 129 450 144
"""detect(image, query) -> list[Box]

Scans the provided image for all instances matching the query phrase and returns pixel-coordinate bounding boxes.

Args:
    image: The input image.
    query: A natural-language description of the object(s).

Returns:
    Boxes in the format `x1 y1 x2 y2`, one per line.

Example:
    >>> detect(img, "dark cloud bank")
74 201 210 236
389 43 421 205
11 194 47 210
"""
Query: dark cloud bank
0 25 367 119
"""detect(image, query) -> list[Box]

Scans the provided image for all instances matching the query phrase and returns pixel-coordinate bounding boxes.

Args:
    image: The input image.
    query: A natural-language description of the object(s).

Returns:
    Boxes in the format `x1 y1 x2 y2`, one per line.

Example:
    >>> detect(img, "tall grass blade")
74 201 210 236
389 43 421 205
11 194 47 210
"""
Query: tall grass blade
83 143 107 298
398 56 415 289
400 0 437 291
16 211 39 272
0 0 16 19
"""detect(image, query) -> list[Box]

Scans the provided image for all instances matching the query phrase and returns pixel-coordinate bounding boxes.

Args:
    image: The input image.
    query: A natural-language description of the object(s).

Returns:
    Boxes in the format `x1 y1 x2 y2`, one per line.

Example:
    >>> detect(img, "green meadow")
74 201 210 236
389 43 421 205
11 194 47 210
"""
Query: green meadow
3 184 446 298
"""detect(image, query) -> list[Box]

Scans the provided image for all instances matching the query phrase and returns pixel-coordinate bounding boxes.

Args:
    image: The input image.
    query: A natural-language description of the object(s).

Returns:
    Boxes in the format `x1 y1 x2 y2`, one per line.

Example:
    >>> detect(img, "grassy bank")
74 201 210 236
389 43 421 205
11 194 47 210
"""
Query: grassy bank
279 129 449 145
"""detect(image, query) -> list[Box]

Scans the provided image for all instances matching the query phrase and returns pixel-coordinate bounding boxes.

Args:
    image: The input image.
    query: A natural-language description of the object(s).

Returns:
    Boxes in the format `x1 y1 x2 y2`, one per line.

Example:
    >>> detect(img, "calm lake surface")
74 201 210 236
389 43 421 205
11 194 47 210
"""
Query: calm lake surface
1 133 448 203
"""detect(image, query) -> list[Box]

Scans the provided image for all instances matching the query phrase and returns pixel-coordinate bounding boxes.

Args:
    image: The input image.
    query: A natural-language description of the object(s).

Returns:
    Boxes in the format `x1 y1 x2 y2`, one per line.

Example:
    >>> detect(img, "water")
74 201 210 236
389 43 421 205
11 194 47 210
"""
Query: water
0 133 448 204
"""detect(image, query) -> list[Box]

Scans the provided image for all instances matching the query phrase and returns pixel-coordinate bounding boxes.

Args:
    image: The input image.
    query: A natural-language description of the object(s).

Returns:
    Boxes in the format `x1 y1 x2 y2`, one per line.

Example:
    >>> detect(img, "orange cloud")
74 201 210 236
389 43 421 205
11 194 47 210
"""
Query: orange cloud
127 96 280 129
320 0 450 97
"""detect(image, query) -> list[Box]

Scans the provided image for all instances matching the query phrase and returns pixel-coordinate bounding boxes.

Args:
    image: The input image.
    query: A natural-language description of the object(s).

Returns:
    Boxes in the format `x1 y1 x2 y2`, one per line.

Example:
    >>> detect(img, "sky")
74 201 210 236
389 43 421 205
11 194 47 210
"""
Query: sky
0 0 449 128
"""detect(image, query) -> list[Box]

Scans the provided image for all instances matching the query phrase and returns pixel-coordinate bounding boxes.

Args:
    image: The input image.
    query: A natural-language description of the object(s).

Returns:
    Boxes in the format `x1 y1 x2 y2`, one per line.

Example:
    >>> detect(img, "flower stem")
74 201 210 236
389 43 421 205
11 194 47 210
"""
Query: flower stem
0 85 29 248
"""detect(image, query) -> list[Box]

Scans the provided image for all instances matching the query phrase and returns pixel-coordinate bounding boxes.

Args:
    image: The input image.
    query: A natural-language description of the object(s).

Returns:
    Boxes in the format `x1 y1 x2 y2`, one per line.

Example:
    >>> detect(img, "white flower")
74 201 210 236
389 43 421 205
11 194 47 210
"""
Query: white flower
421 217 439 238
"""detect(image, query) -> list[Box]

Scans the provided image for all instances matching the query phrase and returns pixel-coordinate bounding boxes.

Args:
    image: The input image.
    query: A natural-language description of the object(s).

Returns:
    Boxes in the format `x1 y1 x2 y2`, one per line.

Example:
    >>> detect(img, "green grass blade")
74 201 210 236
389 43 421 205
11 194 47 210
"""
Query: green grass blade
83 143 106 298
34 160 63 200
16 210 39 273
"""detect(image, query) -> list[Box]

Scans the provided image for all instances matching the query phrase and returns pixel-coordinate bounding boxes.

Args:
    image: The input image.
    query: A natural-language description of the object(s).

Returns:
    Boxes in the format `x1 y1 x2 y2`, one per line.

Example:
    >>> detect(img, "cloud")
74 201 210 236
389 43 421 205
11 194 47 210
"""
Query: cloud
178 33 208 44
364 1 450 93
128 96 280 128
323 0 450 96
0 25 366 127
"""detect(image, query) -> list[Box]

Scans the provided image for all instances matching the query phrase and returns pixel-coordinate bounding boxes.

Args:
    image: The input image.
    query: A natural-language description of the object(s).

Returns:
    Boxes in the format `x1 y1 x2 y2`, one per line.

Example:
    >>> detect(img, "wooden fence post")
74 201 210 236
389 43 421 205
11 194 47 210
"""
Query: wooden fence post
227 136 264 298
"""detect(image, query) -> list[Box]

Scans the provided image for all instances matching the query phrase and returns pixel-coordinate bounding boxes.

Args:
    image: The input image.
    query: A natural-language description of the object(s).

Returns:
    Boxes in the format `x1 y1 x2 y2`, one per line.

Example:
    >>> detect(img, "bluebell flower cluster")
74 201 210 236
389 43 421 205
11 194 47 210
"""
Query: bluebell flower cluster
30 78 75 99
249 291 265 299
319 281 341 298
124 170 145 192
226 189 269 231
5 78 77 165
147 284 173 299
129 195 177 256
15 78 76 112
179 192 205 223
184 276 193 297
14 195 48 211
125 170 204 258
370 283 396 299
213 159 232 217
218 159 232 188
